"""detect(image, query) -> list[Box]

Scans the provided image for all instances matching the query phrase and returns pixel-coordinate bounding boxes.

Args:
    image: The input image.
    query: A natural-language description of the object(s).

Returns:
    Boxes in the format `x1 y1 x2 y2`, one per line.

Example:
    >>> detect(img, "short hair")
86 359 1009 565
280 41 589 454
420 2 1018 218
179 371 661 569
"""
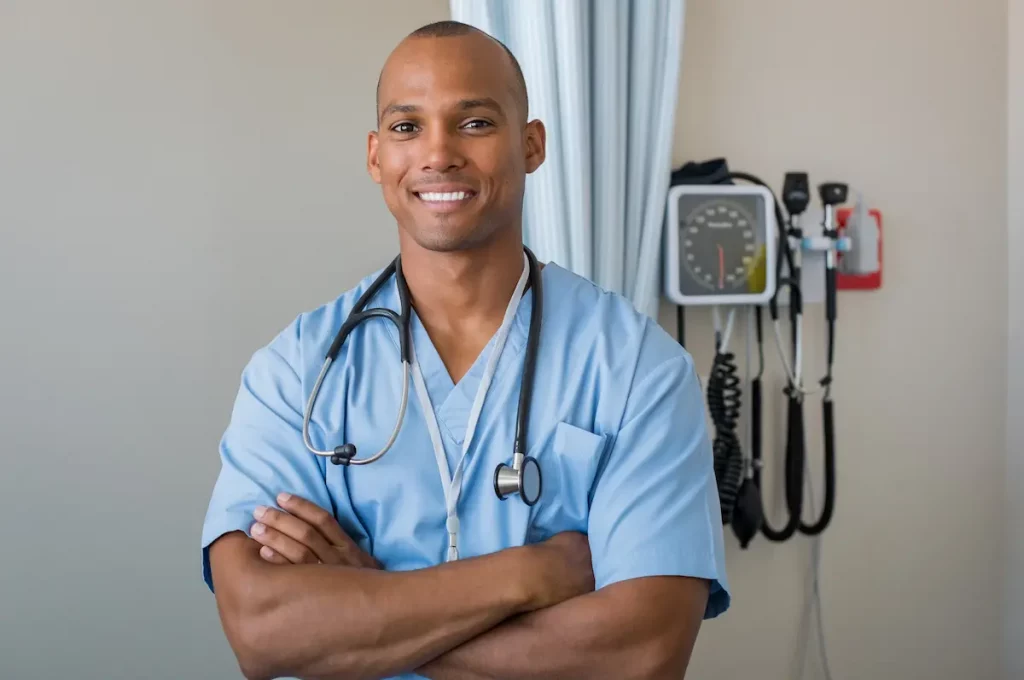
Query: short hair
376 20 529 124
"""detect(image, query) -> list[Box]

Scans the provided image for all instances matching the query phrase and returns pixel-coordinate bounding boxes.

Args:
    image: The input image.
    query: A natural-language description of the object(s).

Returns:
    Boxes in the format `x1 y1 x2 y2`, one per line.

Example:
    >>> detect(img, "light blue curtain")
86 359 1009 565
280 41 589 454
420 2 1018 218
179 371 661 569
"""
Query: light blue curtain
449 0 685 319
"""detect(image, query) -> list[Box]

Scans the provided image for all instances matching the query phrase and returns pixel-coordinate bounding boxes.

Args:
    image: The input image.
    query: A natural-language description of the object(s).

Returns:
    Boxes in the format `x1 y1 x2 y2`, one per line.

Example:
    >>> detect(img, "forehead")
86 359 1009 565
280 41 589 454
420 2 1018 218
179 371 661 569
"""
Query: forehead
377 35 518 115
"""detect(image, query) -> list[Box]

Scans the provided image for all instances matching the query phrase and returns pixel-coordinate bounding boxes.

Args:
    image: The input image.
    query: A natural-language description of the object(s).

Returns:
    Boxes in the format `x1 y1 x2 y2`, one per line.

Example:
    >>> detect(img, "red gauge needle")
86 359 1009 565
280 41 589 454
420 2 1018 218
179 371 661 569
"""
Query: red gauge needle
717 244 725 289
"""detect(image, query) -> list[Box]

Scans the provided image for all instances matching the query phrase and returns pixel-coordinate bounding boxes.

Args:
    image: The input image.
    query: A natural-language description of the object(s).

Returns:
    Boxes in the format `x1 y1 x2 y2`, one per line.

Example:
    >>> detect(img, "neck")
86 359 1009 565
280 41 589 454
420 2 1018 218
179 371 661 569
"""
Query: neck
399 235 526 336
398 231 530 383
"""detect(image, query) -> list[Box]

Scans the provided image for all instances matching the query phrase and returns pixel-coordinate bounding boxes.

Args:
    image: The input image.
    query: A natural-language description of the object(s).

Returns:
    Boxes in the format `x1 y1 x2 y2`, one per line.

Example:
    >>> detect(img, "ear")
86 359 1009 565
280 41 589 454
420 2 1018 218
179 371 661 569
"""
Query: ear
367 131 382 184
523 119 546 174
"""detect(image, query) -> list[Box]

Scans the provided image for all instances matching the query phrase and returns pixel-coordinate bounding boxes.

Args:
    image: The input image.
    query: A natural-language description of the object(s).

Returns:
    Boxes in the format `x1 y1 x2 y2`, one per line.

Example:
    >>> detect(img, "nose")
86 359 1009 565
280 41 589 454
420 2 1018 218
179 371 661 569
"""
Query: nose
421 124 465 173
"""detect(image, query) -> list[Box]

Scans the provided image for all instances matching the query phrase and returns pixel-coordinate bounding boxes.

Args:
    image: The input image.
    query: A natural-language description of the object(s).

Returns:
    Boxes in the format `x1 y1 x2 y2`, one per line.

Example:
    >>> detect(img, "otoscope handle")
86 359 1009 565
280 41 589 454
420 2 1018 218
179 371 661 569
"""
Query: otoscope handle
823 399 835 466
826 267 837 323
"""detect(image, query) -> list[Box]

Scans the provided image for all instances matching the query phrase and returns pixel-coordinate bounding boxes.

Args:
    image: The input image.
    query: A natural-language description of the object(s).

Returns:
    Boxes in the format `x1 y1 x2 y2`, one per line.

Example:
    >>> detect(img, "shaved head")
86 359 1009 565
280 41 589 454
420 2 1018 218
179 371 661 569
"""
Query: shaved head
376 21 529 126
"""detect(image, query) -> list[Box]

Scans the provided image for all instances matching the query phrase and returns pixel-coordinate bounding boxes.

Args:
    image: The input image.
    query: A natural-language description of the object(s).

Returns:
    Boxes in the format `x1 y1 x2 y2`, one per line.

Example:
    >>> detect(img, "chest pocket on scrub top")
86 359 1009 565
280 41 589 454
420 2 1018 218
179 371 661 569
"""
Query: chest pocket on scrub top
528 421 608 541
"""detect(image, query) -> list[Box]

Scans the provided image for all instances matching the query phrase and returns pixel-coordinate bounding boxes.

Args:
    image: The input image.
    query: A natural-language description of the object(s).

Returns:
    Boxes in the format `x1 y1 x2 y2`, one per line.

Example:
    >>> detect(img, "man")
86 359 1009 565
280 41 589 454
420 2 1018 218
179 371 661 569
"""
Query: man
202 20 730 680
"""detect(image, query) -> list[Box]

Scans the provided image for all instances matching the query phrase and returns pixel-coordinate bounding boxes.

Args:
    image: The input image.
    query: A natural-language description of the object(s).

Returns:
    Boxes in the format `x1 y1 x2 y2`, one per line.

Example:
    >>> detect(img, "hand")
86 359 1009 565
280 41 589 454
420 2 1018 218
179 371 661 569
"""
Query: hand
249 492 381 569
526 532 595 610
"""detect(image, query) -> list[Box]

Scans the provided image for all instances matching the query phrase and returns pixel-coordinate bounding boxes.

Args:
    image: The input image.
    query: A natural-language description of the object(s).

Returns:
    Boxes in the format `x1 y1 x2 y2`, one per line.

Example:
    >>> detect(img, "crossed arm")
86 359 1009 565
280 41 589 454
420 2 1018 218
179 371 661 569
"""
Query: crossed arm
415 575 709 680
207 494 710 680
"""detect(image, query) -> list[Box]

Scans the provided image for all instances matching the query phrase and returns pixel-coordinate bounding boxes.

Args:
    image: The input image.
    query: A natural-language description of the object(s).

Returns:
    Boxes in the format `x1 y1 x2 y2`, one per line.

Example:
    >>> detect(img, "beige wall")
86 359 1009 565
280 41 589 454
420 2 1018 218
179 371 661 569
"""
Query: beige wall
0 1 451 677
0 1 1010 679
1006 0 1023 676
669 2 1008 679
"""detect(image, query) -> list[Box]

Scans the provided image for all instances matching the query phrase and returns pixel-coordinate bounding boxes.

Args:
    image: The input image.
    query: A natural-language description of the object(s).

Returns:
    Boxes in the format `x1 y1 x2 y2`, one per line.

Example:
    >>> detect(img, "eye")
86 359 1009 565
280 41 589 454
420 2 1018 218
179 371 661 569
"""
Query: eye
463 119 494 130
390 122 417 134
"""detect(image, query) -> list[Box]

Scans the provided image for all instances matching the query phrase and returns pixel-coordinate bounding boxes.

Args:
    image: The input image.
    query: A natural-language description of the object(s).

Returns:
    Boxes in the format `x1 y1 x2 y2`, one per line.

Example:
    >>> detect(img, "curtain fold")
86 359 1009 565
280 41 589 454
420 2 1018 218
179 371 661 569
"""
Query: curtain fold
450 0 685 319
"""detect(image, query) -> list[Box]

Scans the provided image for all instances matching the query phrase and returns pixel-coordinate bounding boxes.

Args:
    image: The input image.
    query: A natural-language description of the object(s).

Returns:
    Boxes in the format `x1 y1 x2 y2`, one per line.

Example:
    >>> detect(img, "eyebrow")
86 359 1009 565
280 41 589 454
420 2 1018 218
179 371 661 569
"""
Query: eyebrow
379 102 420 120
457 97 504 114
378 97 506 122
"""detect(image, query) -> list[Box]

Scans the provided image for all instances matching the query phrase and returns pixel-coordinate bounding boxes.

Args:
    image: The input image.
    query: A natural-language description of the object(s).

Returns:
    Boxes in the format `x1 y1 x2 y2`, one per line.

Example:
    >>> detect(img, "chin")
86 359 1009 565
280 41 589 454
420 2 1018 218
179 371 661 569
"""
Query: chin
412 229 486 253
405 216 494 253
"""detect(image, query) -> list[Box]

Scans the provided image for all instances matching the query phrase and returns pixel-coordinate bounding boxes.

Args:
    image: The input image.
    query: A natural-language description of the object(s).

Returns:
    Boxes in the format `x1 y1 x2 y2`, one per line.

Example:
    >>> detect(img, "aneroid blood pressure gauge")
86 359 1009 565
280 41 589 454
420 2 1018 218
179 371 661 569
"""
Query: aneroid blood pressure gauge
663 184 777 305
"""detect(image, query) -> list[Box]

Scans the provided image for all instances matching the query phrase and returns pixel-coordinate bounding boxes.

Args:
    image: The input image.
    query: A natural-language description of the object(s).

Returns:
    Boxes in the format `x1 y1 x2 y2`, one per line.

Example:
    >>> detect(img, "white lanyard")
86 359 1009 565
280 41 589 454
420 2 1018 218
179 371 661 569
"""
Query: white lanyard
410 253 530 562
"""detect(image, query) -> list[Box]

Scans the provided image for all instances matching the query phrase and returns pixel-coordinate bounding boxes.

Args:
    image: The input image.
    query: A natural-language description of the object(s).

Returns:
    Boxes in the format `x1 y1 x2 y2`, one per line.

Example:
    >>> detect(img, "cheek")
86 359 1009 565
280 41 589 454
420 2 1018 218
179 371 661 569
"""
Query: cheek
476 146 521 199
492 158 524 201
376 147 412 202
377 147 402 180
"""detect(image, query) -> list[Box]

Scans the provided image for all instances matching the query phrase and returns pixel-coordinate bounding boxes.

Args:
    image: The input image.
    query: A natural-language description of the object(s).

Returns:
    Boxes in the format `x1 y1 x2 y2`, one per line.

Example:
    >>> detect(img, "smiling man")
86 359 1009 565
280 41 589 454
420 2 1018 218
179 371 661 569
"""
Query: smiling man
201 20 730 680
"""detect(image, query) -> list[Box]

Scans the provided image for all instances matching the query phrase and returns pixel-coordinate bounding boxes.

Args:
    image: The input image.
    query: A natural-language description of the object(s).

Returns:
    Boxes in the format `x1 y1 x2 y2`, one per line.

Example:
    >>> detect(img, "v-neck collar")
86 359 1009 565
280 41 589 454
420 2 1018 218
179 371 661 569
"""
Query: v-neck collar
370 262 550 448
409 283 533 447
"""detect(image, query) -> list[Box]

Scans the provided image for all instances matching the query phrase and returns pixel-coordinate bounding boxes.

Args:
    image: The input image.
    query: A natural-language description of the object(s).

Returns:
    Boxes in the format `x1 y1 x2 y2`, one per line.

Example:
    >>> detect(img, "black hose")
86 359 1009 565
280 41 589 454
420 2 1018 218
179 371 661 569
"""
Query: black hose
707 349 744 524
800 393 836 536
759 389 805 541
801 263 838 534
676 305 685 348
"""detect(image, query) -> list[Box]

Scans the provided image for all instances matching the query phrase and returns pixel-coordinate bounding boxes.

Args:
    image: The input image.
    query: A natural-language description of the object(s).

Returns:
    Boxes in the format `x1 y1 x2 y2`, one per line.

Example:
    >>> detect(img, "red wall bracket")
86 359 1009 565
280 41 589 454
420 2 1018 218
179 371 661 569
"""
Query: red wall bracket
835 207 883 290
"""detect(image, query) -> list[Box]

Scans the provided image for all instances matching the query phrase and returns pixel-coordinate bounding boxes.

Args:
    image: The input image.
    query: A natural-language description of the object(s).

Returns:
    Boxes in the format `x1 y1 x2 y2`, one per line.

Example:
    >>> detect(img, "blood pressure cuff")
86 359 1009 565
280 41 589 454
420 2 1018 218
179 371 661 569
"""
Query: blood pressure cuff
670 157 734 186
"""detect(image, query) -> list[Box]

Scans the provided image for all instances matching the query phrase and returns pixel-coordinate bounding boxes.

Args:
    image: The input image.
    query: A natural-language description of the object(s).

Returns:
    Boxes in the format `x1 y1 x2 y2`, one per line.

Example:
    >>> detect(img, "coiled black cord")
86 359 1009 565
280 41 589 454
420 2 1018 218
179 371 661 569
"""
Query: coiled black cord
707 349 744 524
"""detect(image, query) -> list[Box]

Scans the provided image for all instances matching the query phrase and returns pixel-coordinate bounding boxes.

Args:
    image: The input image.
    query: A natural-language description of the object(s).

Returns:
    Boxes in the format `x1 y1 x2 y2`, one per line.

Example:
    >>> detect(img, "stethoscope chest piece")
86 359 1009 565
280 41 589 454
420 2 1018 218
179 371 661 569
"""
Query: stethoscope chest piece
494 453 542 506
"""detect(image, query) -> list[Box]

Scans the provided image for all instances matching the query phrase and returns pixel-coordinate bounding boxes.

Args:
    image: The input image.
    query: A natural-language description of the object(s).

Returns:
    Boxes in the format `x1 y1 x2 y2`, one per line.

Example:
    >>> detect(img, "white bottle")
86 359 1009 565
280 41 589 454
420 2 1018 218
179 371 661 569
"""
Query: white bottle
844 191 879 275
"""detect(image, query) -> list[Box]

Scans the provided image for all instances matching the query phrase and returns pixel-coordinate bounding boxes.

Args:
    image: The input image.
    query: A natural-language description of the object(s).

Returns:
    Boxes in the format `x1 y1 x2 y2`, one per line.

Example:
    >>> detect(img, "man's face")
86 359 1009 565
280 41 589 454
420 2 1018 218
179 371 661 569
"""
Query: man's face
368 35 545 253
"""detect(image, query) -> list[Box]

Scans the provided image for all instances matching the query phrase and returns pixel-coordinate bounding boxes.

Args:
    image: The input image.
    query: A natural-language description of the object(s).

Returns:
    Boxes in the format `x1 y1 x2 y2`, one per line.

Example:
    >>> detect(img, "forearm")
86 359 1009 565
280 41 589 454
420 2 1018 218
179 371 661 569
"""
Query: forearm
418 593 655 680
418 577 708 680
211 534 538 680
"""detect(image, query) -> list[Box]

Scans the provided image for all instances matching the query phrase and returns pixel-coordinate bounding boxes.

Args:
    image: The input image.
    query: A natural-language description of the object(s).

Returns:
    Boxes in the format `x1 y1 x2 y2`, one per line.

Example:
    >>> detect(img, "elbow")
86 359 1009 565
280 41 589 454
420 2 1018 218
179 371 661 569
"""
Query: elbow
223 604 285 680
610 609 698 680
216 575 296 680
208 535 369 680
633 629 697 680
228 606 363 680
584 621 693 680
639 645 687 680
209 541 296 679
237 657 275 680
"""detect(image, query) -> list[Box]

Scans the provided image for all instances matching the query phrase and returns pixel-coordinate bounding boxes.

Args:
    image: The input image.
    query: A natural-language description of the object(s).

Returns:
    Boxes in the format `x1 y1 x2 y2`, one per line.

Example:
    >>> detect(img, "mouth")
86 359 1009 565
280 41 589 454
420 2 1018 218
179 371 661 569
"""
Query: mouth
413 189 477 212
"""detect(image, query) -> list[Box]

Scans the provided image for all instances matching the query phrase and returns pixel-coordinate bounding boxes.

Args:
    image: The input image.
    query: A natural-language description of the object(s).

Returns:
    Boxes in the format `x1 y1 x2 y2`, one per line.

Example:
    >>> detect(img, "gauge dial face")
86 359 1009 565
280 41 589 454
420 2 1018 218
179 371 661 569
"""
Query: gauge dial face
677 196 765 296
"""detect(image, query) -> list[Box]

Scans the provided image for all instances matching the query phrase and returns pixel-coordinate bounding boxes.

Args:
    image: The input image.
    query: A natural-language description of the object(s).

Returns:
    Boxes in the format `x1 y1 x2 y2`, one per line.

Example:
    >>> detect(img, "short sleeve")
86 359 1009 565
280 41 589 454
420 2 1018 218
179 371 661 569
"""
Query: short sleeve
587 347 731 619
200 321 333 592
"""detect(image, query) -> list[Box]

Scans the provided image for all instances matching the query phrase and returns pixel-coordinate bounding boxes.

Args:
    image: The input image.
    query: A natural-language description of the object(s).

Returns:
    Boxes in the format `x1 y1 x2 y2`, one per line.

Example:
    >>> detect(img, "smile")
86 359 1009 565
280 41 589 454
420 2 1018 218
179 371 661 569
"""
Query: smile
413 189 476 211
415 191 474 202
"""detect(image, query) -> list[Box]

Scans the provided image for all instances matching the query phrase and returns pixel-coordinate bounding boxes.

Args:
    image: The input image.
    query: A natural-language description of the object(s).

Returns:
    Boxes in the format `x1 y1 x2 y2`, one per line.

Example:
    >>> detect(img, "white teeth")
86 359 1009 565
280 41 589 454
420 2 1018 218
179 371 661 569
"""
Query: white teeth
419 191 468 202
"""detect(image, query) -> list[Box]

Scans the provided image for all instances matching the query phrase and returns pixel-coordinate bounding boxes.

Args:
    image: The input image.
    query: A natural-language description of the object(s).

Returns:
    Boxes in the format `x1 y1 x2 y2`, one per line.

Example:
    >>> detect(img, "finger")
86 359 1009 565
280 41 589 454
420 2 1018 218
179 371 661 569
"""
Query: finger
258 545 289 565
274 494 381 569
250 521 321 565
254 506 337 564
276 493 359 550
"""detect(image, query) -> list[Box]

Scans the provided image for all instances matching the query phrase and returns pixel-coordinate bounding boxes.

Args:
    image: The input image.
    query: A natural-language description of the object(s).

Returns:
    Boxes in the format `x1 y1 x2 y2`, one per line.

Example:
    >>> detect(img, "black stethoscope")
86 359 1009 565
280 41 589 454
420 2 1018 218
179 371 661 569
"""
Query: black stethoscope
301 246 544 507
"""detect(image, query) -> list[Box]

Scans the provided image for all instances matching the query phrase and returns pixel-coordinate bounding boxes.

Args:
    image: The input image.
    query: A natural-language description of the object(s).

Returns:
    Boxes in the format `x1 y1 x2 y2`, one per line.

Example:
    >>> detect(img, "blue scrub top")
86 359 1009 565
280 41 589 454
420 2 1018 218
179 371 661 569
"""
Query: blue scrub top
201 261 731 677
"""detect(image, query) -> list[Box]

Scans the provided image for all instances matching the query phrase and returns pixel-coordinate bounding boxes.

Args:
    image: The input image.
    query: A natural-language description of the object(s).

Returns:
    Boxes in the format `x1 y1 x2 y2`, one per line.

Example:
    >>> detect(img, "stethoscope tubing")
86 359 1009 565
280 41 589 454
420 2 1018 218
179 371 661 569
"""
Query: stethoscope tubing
302 247 542 473
302 356 410 465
